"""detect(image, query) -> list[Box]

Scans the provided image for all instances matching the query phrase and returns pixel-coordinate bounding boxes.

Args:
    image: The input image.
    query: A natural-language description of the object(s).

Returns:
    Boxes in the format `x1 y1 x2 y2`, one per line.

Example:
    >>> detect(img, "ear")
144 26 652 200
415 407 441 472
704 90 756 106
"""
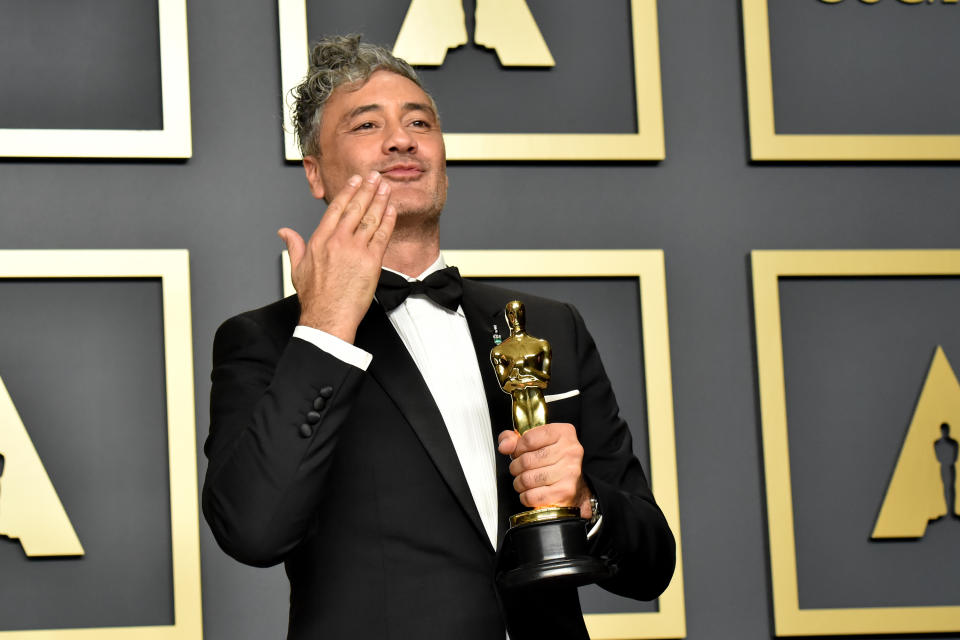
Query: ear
302 155 326 200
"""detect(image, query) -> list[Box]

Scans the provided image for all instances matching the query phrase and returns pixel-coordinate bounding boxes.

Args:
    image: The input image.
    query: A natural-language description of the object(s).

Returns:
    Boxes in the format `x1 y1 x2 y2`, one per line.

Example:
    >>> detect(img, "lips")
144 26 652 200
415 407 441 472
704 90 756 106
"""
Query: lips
381 163 425 179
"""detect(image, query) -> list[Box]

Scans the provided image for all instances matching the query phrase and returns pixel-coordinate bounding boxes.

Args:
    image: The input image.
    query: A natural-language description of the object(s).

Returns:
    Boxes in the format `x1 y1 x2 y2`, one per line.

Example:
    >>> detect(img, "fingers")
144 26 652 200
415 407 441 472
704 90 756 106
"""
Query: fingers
497 429 519 456
317 172 392 248
508 435 564 476
286 170 398 342
367 204 397 256
511 423 563 459
316 174 363 236
356 177 392 243
277 228 306 270
512 466 567 494
338 171 385 237
515 469 584 511
504 423 586 509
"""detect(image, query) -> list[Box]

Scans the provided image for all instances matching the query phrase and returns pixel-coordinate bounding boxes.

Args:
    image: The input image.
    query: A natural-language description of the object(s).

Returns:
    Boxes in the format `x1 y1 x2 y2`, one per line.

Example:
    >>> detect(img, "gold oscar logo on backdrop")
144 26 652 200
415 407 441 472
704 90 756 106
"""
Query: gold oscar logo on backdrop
392 0 554 66
0 374 84 557
752 250 960 636
872 346 960 538
279 0 664 160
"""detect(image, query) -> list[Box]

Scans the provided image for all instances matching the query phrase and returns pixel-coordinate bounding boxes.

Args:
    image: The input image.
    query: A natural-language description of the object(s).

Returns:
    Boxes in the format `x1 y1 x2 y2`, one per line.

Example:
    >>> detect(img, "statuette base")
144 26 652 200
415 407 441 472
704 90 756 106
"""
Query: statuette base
496 516 611 590
509 505 580 527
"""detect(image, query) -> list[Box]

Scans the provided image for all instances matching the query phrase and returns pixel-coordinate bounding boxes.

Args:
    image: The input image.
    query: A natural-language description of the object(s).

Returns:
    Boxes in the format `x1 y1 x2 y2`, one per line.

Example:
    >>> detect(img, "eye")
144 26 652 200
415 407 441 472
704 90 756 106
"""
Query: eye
351 121 376 131
410 119 431 128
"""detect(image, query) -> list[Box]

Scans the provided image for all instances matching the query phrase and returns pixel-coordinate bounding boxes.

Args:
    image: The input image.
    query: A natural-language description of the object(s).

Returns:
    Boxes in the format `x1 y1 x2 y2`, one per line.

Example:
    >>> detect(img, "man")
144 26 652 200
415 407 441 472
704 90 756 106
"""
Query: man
203 35 674 640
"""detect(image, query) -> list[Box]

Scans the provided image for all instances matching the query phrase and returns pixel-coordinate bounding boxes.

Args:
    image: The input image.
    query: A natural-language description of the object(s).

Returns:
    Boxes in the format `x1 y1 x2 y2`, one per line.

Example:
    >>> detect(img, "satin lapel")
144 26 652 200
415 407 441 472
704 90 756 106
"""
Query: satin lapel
353 303 490 547
460 280 525 545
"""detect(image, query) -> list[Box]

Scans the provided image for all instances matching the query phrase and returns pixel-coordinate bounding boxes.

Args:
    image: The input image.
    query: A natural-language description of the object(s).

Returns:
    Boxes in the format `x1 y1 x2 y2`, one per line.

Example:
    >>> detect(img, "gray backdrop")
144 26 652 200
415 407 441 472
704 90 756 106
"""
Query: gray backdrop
1 0 959 638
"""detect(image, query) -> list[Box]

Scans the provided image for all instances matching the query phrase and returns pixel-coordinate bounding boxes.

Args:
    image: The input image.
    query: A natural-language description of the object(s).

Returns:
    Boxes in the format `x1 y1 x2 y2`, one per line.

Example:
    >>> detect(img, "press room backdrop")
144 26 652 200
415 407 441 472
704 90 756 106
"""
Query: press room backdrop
1 0 959 639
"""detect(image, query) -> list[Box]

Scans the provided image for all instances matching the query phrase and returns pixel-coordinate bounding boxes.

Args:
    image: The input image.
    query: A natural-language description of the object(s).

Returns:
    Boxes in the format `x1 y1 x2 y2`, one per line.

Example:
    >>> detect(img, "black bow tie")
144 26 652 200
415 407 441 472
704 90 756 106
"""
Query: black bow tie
376 266 463 312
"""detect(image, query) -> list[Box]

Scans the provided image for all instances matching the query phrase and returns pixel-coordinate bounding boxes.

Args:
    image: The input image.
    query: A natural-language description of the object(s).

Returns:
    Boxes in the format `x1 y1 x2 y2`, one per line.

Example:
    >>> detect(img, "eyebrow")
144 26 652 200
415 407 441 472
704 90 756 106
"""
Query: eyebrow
340 102 437 124
341 104 381 123
402 102 437 118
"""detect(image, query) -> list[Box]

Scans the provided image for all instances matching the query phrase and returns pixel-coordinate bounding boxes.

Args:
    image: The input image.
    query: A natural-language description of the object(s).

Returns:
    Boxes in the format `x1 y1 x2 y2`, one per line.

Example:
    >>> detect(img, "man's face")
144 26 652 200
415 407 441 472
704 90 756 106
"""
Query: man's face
303 70 447 221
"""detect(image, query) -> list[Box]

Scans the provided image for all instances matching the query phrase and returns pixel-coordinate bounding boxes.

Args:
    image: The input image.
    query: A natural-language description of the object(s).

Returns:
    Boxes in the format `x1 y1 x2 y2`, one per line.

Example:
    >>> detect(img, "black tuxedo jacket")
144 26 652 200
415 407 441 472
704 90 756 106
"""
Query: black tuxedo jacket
202 279 675 640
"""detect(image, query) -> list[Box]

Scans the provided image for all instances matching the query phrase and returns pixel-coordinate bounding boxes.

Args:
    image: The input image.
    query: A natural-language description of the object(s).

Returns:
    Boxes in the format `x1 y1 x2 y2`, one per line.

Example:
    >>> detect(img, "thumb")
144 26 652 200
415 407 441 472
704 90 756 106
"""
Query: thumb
497 429 519 456
277 228 306 270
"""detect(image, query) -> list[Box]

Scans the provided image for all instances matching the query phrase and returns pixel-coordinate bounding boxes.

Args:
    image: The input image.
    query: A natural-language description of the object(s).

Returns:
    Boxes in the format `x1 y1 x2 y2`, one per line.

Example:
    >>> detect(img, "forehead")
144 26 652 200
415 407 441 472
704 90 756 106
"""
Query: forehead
325 69 433 118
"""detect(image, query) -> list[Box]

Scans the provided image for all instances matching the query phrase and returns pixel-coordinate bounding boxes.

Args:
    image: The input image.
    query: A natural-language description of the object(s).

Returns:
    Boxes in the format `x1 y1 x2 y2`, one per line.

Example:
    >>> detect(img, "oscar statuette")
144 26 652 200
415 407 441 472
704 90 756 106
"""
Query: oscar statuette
490 300 611 590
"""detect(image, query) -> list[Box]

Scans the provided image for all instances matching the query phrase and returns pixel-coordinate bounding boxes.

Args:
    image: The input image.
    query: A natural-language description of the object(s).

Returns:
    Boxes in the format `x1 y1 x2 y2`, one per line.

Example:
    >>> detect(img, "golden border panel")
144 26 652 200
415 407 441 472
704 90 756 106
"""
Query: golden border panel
283 249 686 639
742 0 960 161
751 249 960 636
0 1 192 158
0 250 202 639
277 0 664 161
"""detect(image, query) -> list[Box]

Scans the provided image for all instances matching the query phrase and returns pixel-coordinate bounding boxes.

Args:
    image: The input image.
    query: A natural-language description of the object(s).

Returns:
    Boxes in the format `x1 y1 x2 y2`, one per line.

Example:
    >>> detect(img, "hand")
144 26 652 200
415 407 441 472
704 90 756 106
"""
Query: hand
497 423 593 519
278 171 396 343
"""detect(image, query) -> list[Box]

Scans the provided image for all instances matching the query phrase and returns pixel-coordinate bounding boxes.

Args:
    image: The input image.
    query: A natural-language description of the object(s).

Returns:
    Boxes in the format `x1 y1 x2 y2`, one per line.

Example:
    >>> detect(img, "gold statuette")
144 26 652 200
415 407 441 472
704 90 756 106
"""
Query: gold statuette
490 300 609 589
491 300 551 434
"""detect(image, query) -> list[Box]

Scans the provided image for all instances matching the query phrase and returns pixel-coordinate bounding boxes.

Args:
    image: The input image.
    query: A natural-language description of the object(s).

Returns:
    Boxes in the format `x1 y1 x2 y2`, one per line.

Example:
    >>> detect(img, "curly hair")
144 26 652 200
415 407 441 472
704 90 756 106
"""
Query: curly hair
291 34 434 157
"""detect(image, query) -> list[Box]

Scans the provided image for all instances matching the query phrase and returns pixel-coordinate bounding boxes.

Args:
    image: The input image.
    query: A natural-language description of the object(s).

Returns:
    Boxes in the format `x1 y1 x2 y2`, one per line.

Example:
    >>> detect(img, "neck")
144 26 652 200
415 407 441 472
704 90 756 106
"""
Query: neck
381 219 441 277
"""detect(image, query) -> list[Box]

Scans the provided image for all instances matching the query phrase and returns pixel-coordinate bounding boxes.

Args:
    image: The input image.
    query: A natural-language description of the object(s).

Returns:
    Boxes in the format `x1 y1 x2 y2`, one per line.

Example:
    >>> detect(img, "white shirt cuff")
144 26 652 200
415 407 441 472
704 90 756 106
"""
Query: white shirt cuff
293 325 372 371
586 514 603 540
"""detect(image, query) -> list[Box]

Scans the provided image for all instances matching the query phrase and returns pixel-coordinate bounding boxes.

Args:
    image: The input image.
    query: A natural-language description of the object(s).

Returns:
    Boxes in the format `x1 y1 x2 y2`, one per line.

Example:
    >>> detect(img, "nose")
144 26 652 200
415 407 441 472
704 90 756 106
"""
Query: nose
383 120 417 155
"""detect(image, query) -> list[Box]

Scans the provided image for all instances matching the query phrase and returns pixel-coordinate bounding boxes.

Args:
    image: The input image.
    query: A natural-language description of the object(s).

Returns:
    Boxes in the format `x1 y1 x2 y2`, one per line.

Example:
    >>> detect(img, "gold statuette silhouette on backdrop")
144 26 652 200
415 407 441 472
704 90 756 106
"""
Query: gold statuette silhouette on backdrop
872 346 960 538
0 374 84 556
393 0 555 66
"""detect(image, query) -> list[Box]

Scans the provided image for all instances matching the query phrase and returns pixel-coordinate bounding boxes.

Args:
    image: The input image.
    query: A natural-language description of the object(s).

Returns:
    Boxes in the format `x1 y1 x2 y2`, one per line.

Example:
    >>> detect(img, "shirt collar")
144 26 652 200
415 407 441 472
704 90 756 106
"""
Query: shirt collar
382 252 446 282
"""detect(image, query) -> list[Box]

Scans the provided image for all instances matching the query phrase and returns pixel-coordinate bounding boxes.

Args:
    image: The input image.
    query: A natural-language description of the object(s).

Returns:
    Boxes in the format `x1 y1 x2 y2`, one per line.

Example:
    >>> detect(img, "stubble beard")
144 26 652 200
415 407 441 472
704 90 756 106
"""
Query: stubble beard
388 177 446 243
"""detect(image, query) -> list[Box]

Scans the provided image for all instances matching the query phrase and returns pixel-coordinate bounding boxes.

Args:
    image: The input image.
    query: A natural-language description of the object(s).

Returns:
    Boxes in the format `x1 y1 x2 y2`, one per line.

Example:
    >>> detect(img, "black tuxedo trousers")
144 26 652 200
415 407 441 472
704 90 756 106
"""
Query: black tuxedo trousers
202 279 675 640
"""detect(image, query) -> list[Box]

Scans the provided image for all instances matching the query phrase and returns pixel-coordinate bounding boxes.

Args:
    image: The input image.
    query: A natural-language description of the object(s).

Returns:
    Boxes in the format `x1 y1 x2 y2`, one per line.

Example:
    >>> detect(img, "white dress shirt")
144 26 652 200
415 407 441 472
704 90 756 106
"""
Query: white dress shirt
293 254 500 548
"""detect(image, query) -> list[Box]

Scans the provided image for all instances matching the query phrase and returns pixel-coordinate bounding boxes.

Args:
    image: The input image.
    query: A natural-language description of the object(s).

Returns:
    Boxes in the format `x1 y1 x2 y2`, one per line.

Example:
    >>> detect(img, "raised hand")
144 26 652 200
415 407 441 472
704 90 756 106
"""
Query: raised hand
278 171 397 344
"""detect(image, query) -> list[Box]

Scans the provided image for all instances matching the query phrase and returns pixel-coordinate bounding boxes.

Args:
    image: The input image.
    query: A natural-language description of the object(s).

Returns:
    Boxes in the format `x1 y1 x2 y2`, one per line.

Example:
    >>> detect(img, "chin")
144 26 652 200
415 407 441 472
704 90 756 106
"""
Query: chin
393 194 446 221
395 207 443 225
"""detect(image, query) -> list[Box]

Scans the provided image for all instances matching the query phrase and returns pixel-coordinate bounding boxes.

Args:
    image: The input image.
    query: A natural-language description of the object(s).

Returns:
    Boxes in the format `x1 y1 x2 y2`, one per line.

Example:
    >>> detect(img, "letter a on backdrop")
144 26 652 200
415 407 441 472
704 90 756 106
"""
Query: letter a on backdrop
393 0 554 66
872 347 960 539
0 374 84 556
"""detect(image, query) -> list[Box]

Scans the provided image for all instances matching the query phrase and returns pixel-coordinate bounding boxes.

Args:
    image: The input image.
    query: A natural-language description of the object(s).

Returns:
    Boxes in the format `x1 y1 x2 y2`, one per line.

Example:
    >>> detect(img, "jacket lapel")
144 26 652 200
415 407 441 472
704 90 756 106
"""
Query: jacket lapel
353 302 492 549
460 280 526 545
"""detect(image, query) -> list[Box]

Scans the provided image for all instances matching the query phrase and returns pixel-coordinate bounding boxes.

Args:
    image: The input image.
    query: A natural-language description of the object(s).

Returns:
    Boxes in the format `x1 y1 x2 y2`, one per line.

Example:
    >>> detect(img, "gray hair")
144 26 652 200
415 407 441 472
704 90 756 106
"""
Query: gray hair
291 34 433 157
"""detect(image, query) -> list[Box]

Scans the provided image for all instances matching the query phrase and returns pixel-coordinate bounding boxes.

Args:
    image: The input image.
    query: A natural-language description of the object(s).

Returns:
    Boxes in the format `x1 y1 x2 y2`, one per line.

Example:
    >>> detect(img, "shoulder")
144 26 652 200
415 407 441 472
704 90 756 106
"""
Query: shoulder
240 294 301 330
461 278 585 339
214 295 301 355
461 278 574 315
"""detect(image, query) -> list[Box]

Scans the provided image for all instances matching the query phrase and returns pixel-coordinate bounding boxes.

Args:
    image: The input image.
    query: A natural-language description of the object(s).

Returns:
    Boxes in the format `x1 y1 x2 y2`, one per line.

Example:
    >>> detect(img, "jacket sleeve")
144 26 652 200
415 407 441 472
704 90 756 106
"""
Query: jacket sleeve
202 312 365 567
569 304 677 601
